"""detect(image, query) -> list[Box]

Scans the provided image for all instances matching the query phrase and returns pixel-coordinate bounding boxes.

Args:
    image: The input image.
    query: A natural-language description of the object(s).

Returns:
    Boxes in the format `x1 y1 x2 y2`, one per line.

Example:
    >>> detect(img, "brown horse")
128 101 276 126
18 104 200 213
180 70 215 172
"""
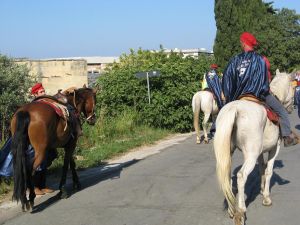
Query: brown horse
10 86 97 211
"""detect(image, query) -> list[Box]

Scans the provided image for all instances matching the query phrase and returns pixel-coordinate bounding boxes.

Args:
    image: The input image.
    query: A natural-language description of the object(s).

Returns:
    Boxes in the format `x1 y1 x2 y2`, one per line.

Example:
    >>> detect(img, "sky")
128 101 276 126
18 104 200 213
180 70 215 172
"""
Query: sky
0 0 299 59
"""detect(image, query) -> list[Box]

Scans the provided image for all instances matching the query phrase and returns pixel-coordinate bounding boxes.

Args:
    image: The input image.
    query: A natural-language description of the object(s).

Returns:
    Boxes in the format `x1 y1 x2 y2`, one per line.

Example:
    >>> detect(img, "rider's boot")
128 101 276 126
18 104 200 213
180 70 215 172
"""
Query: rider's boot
283 133 298 147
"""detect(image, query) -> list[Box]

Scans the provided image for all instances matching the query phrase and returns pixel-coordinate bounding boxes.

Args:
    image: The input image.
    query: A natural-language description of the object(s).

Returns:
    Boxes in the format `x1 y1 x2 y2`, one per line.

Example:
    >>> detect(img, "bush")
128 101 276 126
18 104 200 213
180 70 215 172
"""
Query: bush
0 55 33 141
97 48 214 132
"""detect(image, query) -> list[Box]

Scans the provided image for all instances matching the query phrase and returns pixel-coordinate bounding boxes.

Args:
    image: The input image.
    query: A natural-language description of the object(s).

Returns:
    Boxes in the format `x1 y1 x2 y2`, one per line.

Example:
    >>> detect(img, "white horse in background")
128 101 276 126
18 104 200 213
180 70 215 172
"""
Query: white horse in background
214 70 294 225
192 90 219 144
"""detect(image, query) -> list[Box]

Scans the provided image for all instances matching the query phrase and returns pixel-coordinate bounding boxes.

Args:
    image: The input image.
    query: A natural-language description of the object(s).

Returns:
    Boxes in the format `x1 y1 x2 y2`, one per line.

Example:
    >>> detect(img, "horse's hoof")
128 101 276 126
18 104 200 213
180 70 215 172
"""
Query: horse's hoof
60 186 68 199
233 211 245 225
73 182 82 191
196 141 201 144
204 140 209 144
262 197 272 206
59 190 68 199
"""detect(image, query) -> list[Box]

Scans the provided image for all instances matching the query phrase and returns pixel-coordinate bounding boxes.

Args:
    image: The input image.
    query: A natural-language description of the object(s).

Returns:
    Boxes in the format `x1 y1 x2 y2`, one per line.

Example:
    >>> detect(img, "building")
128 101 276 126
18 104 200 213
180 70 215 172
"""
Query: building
153 48 213 58
15 58 88 95
15 56 119 94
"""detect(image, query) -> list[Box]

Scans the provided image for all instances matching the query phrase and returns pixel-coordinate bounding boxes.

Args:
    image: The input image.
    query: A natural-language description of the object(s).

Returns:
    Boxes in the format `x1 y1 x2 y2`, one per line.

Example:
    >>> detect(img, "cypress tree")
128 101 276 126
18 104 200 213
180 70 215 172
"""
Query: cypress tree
214 0 269 69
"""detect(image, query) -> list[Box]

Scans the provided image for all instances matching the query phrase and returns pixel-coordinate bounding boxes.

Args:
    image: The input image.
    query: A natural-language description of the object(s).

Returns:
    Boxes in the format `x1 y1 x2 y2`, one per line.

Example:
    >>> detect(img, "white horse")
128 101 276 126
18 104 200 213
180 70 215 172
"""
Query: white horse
214 70 294 225
192 90 219 144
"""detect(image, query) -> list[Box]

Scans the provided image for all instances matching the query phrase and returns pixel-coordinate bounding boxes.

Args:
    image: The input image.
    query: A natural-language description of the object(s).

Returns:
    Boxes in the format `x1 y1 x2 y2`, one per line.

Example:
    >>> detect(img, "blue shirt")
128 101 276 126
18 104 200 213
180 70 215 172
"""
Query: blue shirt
205 69 223 109
222 51 269 103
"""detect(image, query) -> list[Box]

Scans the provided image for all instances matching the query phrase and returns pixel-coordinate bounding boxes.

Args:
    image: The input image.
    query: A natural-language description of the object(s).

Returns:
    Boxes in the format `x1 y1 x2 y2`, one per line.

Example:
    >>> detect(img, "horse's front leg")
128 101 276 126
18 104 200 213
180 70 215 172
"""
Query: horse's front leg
262 141 280 206
70 151 81 191
59 150 71 199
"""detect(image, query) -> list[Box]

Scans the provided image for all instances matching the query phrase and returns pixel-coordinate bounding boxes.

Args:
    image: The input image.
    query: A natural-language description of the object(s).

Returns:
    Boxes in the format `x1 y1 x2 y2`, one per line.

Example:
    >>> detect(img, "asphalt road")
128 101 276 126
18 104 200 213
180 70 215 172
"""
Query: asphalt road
1 111 300 225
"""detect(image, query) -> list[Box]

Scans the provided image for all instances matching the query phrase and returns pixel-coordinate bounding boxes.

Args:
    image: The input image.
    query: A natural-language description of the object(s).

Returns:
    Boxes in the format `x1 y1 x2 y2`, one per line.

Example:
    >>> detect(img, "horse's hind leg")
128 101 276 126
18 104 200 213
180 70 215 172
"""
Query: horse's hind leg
258 154 267 195
237 144 260 213
262 140 280 206
202 113 210 144
27 168 35 211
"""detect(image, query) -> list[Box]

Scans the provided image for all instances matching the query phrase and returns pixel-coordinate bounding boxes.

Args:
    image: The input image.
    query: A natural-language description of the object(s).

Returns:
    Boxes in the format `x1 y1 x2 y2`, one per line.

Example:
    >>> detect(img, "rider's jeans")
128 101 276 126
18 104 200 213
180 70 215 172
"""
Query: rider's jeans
265 94 291 137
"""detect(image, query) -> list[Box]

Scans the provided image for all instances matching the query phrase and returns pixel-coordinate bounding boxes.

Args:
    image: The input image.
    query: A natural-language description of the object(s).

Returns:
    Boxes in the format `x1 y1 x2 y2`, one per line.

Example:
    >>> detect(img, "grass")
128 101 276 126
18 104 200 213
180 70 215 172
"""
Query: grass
50 109 172 170
0 109 173 197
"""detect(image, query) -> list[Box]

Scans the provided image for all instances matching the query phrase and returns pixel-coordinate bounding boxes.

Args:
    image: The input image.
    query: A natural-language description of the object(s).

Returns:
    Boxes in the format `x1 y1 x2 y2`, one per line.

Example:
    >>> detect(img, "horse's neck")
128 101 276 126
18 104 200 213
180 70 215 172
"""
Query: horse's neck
67 94 83 112
270 75 290 103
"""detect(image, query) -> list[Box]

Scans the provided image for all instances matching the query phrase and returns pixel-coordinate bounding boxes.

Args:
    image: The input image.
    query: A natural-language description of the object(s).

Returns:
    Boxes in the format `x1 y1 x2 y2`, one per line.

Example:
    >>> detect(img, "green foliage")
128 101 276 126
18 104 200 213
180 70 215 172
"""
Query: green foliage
48 108 172 170
214 0 300 72
0 55 33 140
97 48 214 132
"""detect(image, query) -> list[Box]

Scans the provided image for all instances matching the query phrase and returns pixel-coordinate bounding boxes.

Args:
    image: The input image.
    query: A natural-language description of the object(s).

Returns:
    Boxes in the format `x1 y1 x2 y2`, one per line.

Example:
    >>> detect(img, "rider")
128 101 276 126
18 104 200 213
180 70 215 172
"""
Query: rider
222 31 298 147
204 64 224 134
30 83 56 195
205 64 224 110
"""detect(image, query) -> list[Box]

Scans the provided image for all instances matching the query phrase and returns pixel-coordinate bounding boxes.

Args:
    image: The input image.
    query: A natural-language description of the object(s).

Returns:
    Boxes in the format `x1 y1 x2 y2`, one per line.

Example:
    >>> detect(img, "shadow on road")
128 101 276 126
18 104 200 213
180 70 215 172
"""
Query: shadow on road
31 159 141 213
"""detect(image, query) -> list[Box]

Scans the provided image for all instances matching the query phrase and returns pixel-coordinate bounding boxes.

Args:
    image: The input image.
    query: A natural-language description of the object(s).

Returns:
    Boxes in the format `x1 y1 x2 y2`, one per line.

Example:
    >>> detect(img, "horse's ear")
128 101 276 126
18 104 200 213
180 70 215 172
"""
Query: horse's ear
57 89 62 93
93 86 99 94
83 84 87 88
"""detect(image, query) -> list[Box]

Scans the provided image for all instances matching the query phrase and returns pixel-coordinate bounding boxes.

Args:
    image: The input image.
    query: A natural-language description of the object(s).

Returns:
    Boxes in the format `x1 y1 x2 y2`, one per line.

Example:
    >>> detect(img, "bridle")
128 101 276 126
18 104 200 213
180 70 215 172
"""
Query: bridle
70 90 96 124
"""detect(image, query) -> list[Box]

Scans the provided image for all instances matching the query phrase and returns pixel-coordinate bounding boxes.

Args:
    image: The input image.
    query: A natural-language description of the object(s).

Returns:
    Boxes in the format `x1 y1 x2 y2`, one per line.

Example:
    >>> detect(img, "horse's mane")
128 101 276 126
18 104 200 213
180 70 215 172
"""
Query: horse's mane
63 87 93 96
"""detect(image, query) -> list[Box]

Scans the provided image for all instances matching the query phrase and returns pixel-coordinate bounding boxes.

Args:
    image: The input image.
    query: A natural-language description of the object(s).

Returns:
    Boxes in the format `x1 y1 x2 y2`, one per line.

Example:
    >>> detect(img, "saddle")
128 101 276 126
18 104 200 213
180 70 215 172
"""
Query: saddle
33 96 70 122
238 94 279 124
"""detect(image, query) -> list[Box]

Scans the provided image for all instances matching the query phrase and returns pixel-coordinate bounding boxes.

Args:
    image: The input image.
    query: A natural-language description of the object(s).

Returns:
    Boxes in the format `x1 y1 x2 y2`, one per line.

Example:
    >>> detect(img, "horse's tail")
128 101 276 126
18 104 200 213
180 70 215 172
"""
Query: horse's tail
192 92 201 134
11 111 30 204
213 105 236 217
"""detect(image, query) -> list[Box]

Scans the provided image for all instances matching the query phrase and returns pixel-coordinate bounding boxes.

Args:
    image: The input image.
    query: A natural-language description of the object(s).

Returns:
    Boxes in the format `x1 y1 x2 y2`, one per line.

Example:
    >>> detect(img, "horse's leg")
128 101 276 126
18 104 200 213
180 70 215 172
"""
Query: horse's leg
202 112 210 144
70 156 81 190
257 154 266 195
66 139 81 190
237 148 260 214
262 140 280 206
59 149 71 199
27 167 35 211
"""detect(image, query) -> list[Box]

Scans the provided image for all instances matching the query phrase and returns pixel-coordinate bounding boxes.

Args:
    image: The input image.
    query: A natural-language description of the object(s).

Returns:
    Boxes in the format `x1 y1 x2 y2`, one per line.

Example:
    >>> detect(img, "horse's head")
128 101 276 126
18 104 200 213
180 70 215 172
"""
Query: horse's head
270 70 294 114
64 85 98 125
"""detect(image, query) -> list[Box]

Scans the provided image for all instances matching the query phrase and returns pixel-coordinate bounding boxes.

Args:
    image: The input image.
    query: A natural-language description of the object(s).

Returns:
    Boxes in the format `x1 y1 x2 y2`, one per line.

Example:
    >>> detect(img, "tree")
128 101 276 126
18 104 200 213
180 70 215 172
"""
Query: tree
214 0 269 69
0 54 33 141
214 0 300 72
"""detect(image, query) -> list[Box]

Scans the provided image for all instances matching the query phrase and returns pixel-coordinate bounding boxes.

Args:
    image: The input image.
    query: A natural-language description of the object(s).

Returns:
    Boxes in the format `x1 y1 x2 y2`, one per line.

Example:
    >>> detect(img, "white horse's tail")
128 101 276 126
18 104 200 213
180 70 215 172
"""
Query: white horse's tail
213 106 237 217
192 93 200 133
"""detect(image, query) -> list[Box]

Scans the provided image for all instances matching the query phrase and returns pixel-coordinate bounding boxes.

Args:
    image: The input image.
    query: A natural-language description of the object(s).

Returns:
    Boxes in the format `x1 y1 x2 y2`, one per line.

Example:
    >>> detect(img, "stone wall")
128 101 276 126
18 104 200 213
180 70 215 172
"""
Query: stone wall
15 59 88 95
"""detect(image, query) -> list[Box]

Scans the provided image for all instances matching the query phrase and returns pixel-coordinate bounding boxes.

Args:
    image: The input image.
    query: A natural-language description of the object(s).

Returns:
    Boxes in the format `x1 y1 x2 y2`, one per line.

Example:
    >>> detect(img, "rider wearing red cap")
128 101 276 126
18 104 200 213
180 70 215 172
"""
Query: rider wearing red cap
31 83 45 97
30 83 56 195
222 32 297 147
205 64 224 110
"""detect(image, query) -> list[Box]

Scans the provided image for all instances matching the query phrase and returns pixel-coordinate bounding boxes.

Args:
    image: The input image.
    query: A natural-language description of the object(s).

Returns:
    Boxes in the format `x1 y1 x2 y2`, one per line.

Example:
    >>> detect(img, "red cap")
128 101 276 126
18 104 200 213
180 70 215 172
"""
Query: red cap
240 32 258 48
210 64 218 69
31 83 44 94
